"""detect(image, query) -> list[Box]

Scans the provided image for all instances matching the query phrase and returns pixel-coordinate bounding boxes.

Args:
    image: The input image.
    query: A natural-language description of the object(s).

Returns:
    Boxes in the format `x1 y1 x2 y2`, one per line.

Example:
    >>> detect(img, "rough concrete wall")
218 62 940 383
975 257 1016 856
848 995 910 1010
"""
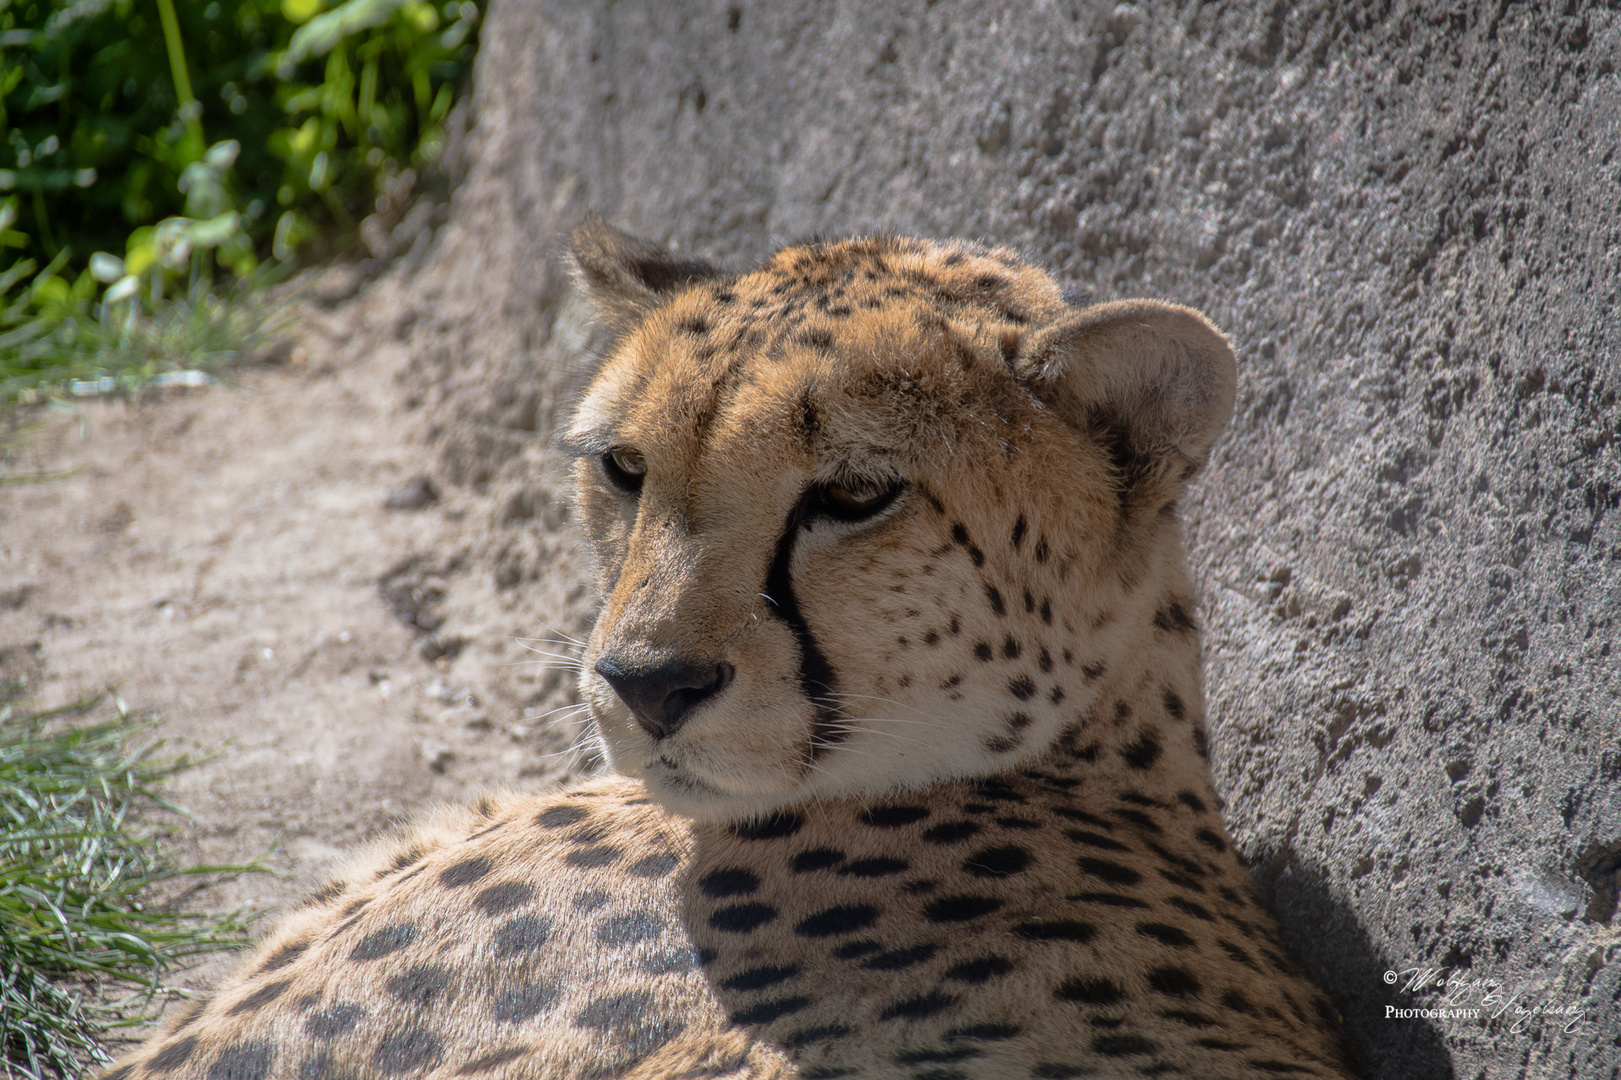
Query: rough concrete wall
394 3 1621 1077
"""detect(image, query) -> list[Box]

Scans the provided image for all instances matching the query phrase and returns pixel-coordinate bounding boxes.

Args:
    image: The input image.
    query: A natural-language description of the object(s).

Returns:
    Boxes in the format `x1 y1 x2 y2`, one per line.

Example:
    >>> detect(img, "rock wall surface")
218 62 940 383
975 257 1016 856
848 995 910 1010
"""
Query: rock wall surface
388 3 1621 1077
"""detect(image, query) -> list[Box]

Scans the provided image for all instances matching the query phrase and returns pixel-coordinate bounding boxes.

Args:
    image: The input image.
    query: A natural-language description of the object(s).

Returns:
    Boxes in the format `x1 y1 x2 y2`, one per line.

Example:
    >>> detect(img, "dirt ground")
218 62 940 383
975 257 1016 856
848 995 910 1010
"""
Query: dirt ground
0 275 590 1004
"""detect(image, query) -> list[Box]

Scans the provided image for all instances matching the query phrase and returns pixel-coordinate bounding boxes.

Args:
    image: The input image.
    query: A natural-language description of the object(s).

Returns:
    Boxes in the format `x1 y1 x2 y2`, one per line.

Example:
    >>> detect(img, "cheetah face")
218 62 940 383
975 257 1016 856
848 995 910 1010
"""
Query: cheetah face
562 218 1234 822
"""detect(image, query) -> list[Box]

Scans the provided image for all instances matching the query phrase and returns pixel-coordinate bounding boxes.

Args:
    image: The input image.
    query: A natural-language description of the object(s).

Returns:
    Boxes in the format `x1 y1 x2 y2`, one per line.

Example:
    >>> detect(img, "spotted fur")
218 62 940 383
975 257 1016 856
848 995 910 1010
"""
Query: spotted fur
102 220 1355 1080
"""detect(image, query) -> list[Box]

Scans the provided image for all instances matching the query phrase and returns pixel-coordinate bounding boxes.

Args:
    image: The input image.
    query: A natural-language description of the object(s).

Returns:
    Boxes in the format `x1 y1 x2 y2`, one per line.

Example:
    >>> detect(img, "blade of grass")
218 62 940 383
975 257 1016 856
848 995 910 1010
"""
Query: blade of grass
0 681 266 1079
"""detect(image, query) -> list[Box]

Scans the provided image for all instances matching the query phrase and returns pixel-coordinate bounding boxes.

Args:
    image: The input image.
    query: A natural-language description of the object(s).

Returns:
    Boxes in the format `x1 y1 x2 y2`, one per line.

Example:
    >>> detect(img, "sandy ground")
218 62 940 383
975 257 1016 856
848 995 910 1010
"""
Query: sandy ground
0 283 586 1009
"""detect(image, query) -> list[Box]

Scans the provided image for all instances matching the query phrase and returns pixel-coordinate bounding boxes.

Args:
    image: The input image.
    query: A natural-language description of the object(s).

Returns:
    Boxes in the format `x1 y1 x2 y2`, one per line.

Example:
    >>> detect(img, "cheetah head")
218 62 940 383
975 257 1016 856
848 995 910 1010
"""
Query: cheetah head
562 217 1235 822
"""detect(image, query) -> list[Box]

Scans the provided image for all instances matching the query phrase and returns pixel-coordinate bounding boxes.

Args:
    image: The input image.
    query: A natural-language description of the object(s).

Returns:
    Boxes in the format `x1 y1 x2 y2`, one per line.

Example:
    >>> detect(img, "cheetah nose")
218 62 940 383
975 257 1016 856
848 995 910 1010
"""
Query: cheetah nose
594 654 734 740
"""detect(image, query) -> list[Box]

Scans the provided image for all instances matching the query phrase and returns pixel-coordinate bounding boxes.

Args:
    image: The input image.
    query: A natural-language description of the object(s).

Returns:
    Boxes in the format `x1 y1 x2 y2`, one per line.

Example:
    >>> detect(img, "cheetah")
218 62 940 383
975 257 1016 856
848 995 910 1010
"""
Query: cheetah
102 218 1358 1080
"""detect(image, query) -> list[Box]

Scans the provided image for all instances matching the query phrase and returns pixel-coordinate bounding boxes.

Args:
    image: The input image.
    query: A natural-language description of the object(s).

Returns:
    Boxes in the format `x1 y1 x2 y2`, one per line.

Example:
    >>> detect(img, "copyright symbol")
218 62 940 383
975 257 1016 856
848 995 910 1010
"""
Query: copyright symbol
1384 970 1398 985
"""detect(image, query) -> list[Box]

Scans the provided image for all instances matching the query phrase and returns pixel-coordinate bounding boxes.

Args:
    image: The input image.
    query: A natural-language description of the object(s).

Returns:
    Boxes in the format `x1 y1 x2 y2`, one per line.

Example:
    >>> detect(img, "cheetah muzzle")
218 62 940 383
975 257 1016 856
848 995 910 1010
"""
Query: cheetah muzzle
104 219 1358 1080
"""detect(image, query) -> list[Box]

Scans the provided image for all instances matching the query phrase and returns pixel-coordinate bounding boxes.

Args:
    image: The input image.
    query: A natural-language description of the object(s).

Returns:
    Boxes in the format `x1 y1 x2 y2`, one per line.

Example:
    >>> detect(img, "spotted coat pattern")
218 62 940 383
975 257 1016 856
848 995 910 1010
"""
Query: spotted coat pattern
103 224 1357 1080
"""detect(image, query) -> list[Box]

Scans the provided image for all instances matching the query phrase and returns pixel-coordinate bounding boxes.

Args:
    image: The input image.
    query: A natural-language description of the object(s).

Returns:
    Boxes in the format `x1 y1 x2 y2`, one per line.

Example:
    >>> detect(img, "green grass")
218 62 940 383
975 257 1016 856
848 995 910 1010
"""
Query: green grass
0 681 265 1080
0 263 289 413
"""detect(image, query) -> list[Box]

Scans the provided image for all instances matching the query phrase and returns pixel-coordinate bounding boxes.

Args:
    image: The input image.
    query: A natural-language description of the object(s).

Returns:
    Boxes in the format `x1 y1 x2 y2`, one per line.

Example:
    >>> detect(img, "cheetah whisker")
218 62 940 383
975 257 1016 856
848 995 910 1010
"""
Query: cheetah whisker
521 702 593 725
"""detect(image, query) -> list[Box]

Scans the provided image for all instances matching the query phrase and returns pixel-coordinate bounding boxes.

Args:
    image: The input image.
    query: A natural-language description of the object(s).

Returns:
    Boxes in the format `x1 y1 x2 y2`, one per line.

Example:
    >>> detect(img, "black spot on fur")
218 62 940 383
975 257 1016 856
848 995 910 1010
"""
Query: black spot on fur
1137 923 1197 948
862 944 937 970
1006 712 1033 731
963 845 1032 877
1092 1034 1157 1056
699 868 761 897
1168 897 1217 921
1037 647 1053 673
1033 537 1050 563
677 314 710 335
536 805 588 828
1053 807 1112 828
386 964 453 1008
1008 675 1036 700
1249 1060 1317 1074
1114 808 1162 833
565 844 622 868
494 914 552 955
471 882 532 915
439 858 492 888
1178 791 1208 812
629 853 682 877
1221 989 1256 1015
731 996 813 1025
1055 976 1123 1005
1163 689 1186 720
1011 515 1027 549
1068 829 1129 852
924 630 940 646
1070 891 1150 909
575 890 610 914
456 1047 529 1075
228 979 290 1016
923 821 981 845
306 1004 366 1039
796 905 879 937
1196 828 1227 852
1031 1065 1085 1079
350 923 417 961
985 585 1005 615
1121 731 1163 770
1153 600 1197 635
833 938 883 959
149 1037 200 1072
880 991 959 1020
722 964 801 991
923 895 1003 922
1219 940 1262 971
792 848 846 872
733 812 804 840
1078 858 1142 886
1147 966 1202 997
841 857 909 877
974 642 993 661
1039 599 1053 624
1002 635 1020 659
207 1042 273 1080
1015 920 1096 942
1193 724 1210 759
860 805 930 828
1081 661 1105 679
983 734 1022 753
783 1024 855 1048
1161 1008 1218 1028
944 956 1015 983
372 1029 442 1074
259 941 308 973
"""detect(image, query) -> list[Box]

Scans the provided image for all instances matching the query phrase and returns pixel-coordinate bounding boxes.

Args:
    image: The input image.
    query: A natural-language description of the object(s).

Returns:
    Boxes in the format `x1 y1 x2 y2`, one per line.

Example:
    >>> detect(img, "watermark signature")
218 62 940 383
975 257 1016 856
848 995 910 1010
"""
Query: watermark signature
1380 967 1589 1034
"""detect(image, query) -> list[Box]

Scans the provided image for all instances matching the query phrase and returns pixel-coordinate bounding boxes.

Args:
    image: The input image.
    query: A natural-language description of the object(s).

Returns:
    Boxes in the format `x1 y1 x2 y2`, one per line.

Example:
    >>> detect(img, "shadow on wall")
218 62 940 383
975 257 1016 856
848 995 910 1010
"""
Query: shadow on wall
1256 858 1456 1080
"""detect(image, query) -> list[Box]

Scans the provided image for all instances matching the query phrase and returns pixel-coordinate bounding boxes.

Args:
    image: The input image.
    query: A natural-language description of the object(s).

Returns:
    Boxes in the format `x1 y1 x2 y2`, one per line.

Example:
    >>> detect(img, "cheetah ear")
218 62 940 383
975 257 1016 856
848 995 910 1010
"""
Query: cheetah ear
1014 299 1237 509
568 213 727 327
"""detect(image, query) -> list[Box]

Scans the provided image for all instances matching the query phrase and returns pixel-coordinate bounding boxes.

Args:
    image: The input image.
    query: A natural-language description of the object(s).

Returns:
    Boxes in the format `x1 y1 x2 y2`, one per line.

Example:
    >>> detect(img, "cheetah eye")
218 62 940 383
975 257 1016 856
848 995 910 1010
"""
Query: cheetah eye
811 478 903 523
603 447 647 493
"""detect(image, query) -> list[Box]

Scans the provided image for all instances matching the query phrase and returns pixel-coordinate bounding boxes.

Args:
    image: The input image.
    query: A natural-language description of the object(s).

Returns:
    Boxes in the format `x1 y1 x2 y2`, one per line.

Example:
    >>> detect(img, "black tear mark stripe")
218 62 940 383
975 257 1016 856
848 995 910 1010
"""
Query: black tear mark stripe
764 494 844 756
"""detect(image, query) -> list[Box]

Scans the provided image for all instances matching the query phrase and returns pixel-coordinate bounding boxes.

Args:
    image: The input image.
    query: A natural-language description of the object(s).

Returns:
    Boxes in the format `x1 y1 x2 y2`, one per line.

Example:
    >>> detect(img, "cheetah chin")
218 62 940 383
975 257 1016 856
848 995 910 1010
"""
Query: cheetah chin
104 218 1358 1080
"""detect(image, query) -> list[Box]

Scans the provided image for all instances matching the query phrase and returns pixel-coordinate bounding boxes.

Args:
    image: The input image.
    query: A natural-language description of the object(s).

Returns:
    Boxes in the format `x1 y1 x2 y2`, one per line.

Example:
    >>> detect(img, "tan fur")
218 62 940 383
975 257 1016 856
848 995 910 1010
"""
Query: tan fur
102 228 1356 1079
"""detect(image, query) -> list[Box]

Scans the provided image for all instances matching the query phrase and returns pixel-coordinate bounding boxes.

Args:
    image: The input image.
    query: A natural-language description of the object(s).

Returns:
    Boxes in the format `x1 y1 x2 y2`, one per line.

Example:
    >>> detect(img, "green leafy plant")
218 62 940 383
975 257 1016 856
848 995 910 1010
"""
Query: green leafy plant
0 0 482 407
0 681 265 1080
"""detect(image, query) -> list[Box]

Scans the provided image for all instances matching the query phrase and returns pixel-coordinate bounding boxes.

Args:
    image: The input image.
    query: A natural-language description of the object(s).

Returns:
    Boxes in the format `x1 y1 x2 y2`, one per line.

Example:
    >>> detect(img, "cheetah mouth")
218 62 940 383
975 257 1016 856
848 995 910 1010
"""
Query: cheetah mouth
646 756 721 796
